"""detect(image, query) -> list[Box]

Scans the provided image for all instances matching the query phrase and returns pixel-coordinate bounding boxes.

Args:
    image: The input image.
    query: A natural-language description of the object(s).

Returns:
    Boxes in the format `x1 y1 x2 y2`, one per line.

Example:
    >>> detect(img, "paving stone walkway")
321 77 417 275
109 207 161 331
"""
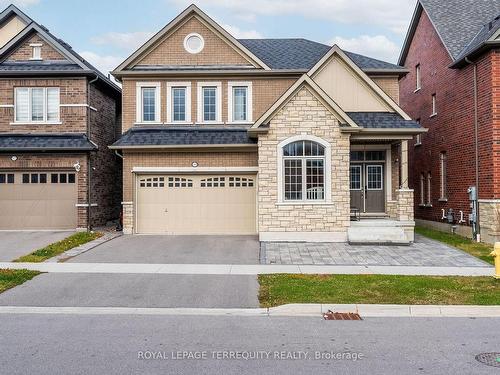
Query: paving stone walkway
261 235 490 267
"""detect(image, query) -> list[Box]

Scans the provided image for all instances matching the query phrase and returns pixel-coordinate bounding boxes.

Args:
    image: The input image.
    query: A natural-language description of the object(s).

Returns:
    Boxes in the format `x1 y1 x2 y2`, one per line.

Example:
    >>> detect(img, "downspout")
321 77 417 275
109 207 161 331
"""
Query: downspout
86 74 99 232
465 57 480 241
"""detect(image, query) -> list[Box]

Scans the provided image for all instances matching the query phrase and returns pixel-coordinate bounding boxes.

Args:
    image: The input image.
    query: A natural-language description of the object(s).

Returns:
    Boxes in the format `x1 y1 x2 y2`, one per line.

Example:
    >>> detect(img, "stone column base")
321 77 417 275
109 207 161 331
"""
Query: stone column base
478 200 500 244
396 189 414 222
122 202 134 234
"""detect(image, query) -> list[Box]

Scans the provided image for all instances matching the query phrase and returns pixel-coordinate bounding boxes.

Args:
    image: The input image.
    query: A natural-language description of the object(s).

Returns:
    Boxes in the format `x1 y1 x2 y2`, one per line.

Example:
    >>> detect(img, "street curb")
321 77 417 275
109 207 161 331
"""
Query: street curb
0 262 493 276
0 304 499 318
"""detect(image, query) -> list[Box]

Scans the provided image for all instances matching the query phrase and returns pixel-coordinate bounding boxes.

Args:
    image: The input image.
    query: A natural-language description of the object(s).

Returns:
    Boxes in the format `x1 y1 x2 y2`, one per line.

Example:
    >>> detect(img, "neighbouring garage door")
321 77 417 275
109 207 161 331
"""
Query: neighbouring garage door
136 174 257 235
0 171 78 230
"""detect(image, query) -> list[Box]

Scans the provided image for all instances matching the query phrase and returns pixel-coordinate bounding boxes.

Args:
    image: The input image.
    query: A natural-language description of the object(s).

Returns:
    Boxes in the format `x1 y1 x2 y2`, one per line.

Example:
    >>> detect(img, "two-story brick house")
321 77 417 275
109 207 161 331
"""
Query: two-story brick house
0 5 122 230
111 5 424 243
399 0 500 243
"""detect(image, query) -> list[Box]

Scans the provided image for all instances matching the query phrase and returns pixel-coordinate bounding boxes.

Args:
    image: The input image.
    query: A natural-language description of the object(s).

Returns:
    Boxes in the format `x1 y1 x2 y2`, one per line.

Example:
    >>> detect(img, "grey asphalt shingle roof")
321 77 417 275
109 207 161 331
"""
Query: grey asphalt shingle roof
238 39 405 71
112 127 257 148
454 14 500 63
0 133 97 151
346 112 422 129
420 0 500 59
0 61 81 71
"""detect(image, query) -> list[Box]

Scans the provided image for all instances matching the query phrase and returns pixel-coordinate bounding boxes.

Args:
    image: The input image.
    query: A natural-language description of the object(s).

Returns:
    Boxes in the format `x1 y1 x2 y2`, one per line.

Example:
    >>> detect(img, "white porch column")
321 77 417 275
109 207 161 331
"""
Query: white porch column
400 140 409 189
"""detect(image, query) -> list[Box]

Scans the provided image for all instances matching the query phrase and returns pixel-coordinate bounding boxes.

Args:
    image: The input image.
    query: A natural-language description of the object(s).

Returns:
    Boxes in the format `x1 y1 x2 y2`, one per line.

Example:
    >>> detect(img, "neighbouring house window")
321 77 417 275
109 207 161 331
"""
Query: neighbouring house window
197 82 221 123
440 152 447 200
136 82 160 123
15 87 60 123
30 43 42 60
415 119 422 146
283 140 326 201
420 173 425 205
415 64 421 90
427 172 432 205
228 82 252 123
431 94 437 116
0 173 14 184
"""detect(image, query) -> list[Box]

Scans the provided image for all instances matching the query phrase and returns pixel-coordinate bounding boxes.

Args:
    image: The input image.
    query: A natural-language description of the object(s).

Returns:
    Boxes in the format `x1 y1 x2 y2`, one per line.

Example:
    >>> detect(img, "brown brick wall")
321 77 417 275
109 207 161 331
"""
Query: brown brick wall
371 76 400 104
89 83 122 226
0 77 88 133
400 9 494 230
7 33 66 61
137 16 251 67
121 77 295 132
0 153 89 228
122 151 257 201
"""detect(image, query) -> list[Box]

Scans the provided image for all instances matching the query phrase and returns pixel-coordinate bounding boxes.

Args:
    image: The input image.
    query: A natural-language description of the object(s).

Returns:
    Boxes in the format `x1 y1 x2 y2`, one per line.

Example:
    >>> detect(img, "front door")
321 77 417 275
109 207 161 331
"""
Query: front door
350 163 385 213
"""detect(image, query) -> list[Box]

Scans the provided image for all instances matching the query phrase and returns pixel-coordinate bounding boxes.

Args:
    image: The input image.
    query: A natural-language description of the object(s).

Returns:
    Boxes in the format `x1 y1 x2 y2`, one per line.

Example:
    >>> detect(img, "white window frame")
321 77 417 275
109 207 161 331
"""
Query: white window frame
197 82 222 124
227 81 252 124
415 64 421 91
439 152 447 200
431 93 437 117
427 172 432 206
13 87 60 124
420 173 425 205
277 135 332 204
30 43 42 60
166 82 191 124
136 82 161 124
183 33 205 54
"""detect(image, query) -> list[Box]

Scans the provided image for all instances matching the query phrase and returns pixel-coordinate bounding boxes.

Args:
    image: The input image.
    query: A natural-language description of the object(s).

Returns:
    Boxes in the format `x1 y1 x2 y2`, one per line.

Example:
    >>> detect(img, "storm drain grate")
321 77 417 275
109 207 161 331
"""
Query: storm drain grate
323 310 362 320
475 353 500 368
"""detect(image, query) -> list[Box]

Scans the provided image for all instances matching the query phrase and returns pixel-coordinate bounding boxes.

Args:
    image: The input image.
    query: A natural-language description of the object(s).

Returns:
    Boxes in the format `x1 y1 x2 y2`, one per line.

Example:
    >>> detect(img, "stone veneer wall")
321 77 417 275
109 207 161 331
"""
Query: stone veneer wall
478 200 500 244
257 86 351 242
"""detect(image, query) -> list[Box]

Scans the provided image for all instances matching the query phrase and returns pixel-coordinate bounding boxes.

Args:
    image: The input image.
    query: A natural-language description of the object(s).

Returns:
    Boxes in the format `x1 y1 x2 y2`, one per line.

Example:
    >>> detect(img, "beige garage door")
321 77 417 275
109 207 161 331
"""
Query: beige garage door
136 175 257 235
0 171 78 230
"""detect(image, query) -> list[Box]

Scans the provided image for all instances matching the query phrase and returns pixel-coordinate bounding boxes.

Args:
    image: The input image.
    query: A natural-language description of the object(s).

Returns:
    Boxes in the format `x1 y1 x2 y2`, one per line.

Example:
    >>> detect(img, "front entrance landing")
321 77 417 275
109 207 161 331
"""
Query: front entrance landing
261 235 490 267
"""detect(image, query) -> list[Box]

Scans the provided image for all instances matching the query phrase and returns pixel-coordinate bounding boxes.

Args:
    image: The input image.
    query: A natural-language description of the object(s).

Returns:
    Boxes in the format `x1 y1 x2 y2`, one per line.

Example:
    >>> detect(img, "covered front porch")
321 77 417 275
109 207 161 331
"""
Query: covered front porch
347 137 414 244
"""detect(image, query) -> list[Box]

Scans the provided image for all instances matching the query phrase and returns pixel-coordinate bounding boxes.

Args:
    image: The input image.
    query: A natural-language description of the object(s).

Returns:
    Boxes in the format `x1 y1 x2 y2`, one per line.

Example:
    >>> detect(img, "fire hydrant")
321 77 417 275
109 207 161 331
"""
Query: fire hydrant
490 242 500 279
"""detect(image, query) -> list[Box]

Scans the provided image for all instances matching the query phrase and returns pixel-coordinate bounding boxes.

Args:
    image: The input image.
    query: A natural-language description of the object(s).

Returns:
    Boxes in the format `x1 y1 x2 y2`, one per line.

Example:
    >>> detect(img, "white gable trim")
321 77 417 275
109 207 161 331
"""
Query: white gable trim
251 74 357 130
114 4 270 73
308 45 411 120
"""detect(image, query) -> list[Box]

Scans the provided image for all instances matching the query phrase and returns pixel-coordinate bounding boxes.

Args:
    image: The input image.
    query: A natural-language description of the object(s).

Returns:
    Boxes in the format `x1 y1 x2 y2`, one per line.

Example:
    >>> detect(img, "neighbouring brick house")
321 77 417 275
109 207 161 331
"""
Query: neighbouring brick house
0 5 122 230
111 5 424 243
399 0 500 243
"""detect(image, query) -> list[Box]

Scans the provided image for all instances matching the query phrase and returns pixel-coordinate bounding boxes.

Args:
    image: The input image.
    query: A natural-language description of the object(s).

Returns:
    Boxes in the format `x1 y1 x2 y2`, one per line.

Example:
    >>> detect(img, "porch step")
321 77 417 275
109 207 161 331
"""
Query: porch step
348 222 411 245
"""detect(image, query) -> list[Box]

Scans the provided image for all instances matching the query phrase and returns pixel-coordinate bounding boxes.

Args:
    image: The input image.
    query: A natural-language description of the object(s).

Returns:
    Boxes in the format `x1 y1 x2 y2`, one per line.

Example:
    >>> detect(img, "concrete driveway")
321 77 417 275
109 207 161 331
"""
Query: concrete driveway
0 231 73 261
0 273 259 308
68 235 259 264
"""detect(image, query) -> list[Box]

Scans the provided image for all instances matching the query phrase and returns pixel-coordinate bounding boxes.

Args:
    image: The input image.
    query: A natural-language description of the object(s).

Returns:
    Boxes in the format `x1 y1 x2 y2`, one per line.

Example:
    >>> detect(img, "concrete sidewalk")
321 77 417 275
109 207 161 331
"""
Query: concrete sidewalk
0 304 499 317
0 261 493 276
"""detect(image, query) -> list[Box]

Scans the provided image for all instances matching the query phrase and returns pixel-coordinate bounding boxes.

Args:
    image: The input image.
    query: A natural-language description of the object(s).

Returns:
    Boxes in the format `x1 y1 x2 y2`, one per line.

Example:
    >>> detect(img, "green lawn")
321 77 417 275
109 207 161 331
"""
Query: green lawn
14 231 103 263
415 226 494 265
258 274 500 308
0 269 40 294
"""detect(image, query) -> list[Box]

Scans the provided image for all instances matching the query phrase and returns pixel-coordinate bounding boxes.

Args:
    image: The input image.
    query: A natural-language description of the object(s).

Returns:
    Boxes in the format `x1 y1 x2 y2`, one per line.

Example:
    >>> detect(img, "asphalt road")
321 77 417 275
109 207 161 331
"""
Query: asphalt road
0 273 259 308
0 315 498 375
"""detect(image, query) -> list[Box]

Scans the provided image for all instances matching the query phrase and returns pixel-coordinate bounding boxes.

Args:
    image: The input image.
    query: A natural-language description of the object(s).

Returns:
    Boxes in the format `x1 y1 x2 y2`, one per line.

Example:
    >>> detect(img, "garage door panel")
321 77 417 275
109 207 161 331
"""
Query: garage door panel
137 174 256 235
0 171 77 230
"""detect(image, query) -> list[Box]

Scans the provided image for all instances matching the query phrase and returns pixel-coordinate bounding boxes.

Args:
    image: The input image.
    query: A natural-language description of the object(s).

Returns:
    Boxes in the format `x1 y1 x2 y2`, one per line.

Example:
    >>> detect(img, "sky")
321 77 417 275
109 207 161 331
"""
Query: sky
4 0 418 76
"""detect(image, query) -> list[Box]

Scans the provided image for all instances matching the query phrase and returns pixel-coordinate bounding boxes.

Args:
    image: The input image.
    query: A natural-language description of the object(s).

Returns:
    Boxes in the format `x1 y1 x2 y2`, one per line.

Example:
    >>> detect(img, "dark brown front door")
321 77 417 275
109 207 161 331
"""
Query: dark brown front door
350 163 385 213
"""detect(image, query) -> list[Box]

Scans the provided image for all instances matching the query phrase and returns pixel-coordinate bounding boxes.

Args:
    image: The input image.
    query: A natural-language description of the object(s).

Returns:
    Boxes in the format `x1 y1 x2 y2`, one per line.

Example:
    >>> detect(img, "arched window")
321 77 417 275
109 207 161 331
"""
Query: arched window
282 140 326 201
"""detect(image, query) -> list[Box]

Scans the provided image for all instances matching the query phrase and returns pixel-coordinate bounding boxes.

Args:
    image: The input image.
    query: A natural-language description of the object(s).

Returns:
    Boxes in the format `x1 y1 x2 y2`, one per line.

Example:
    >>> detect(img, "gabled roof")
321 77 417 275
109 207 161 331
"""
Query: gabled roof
238 38 406 73
114 4 271 73
399 0 500 65
0 4 120 95
452 14 500 67
309 45 411 120
250 74 358 131
0 4 31 25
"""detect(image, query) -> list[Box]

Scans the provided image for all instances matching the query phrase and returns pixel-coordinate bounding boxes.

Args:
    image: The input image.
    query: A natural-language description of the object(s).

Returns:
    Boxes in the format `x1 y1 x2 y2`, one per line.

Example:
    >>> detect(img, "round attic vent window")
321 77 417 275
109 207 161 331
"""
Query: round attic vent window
184 33 204 54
